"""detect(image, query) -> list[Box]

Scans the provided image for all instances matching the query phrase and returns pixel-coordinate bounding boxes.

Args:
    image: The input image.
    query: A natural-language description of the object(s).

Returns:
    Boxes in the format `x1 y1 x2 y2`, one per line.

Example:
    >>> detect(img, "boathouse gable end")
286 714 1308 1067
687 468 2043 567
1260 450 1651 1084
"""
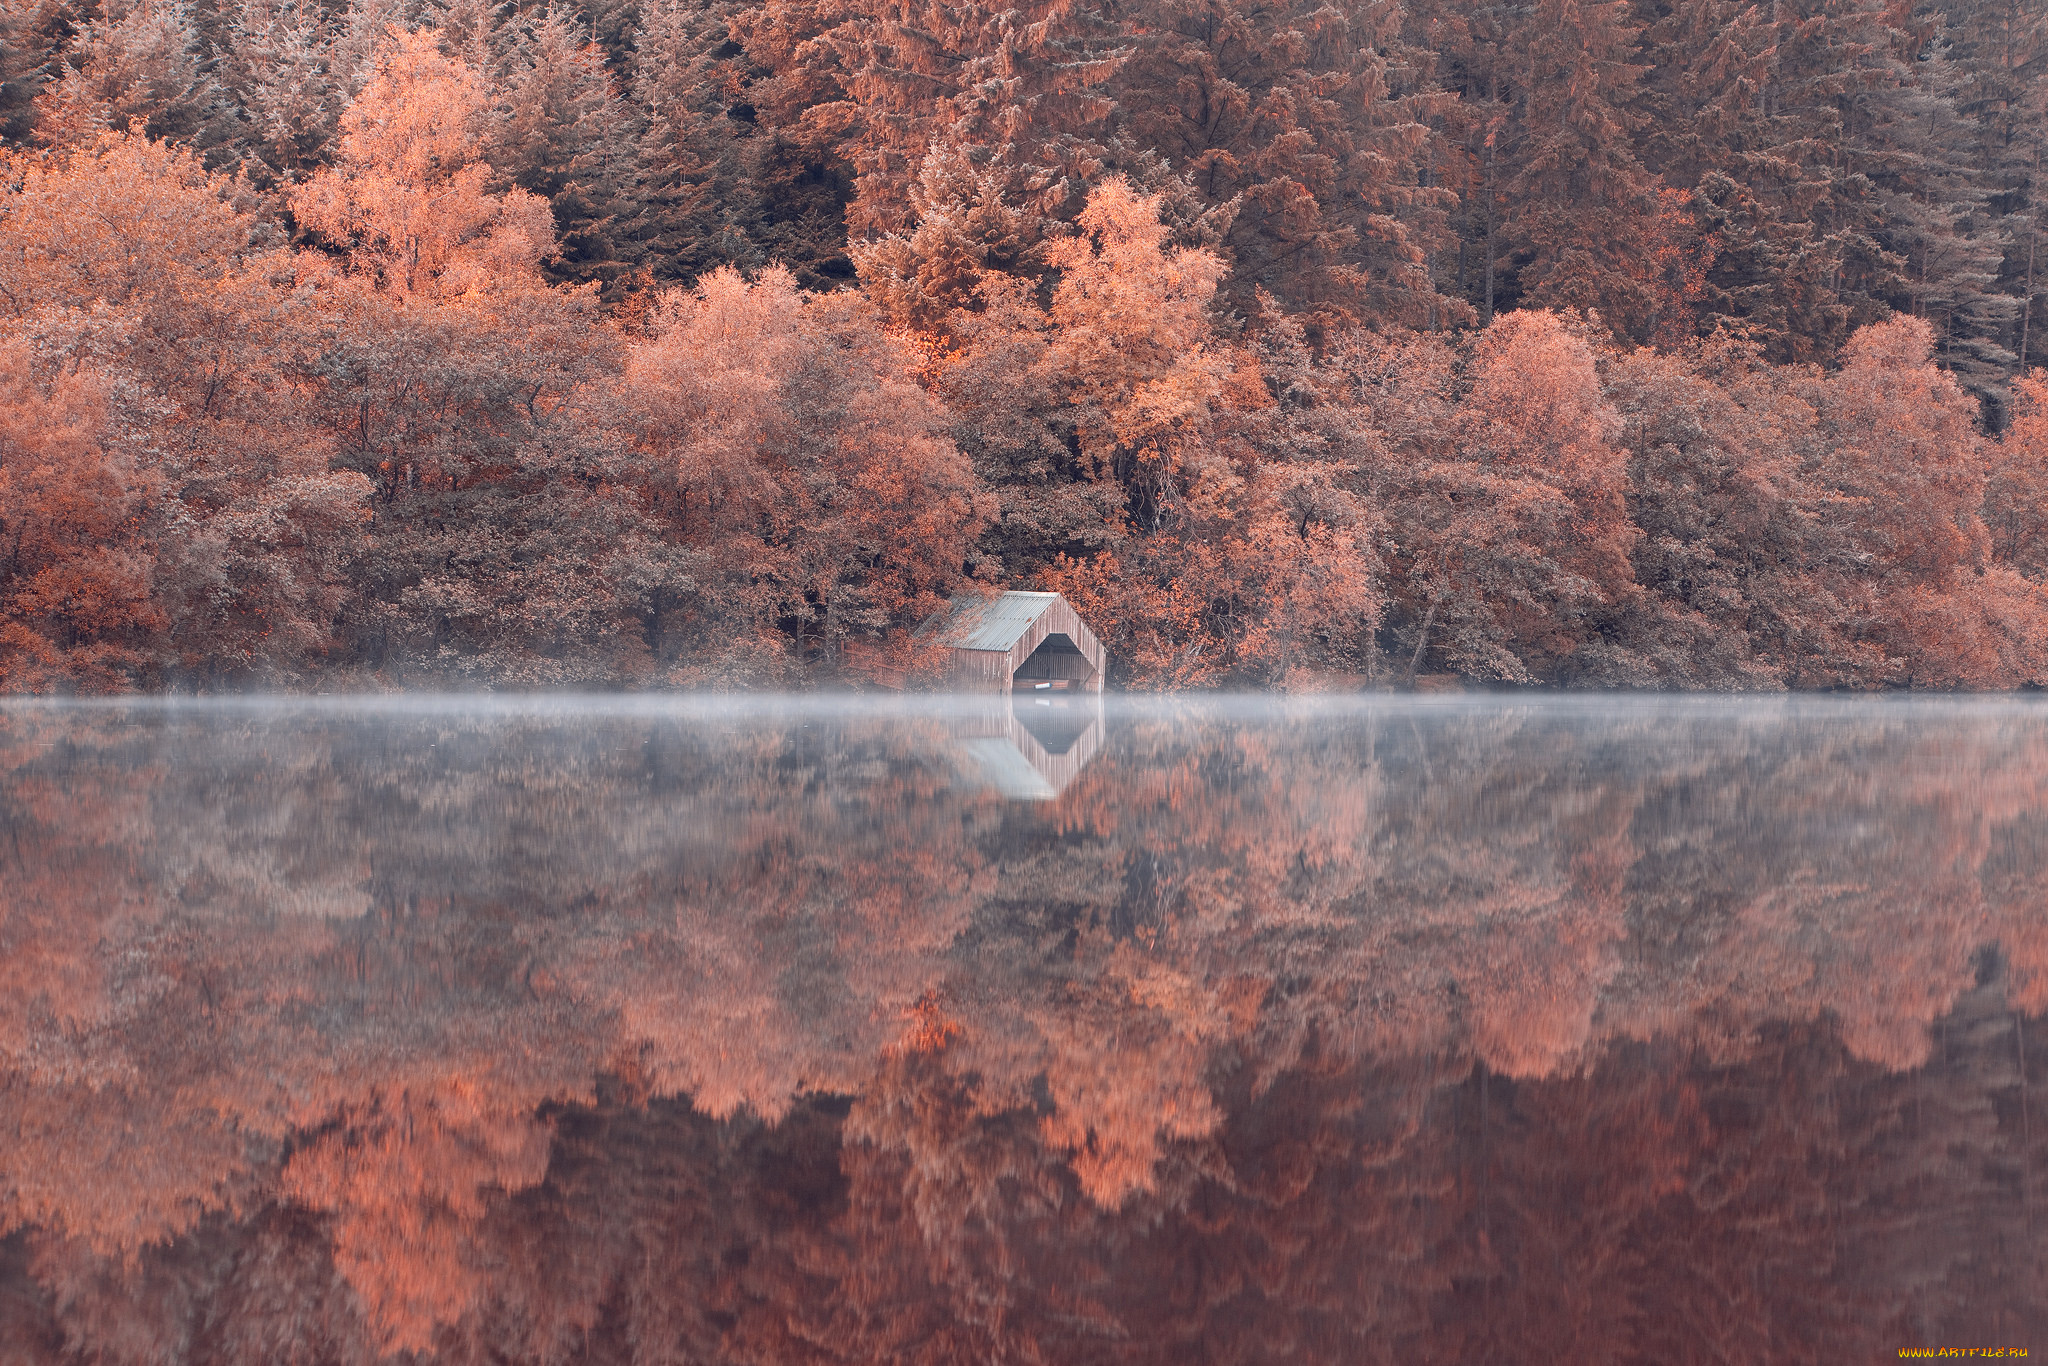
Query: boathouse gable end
924 591 1107 693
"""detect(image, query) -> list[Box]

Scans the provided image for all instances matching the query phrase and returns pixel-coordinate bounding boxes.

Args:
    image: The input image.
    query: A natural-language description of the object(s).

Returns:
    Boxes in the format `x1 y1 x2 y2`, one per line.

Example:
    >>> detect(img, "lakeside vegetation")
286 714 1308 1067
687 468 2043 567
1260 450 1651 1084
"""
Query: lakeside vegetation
8 0 2048 689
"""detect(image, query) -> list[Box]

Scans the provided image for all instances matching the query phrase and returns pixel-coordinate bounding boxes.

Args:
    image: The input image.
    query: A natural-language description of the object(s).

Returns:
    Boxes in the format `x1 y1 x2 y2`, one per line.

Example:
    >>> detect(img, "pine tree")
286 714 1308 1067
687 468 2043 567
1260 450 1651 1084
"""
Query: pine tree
1499 0 1659 335
0 0 66 146
1107 0 1462 331
35 0 219 149
1933 0 2048 391
1418 0 1662 340
624 0 767 283
1848 16 2018 411
214 0 345 185
808 0 1129 237
852 144 1032 329
331 0 427 92
436 0 504 73
495 2 639 290
633 0 860 286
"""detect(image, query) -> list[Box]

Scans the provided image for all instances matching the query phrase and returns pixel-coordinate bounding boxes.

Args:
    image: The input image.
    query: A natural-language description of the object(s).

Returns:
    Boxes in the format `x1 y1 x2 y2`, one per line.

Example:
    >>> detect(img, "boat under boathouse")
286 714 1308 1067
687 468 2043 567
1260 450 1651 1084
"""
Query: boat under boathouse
926 591 1107 694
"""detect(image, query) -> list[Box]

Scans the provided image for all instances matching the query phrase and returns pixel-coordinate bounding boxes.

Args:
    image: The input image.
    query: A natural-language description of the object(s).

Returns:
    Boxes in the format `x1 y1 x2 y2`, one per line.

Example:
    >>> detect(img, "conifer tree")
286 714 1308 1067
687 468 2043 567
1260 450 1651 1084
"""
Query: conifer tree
495 2 639 290
1849 19 2018 409
1495 0 1658 335
331 0 425 91
852 145 1032 330
214 0 345 185
1934 0 2048 385
1416 0 1661 338
0 0 66 145
809 0 1128 236
435 0 503 73
660 0 859 285
1108 0 1460 331
623 0 771 283
35 0 219 148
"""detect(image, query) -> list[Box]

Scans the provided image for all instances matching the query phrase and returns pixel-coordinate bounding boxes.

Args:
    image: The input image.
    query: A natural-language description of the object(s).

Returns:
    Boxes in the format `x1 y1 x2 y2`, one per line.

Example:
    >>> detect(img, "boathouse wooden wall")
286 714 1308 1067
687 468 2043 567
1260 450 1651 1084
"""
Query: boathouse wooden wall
945 594 1106 694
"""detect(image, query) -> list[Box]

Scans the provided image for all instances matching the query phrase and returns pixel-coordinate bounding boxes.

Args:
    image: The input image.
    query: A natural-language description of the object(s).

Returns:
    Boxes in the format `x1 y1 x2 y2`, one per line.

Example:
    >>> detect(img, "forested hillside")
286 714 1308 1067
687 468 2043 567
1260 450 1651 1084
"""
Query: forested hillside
7 0 2048 690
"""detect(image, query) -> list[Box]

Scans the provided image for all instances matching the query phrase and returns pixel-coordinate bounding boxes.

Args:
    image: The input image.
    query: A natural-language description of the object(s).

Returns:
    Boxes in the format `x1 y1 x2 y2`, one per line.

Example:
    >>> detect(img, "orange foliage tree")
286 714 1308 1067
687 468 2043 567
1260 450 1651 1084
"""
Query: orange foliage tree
1803 318 2048 687
915 179 1388 687
1350 310 1642 683
0 132 370 689
11 54 2048 691
621 265 995 684
290 28 555 300
1984 371 2048 581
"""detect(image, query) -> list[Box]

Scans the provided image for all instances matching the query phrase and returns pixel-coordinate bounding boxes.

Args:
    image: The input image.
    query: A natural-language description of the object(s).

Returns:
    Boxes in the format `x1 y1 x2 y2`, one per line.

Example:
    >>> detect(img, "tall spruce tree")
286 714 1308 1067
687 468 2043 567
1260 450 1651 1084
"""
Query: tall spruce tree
1416 0 1663 339
1851 19 2017 408
496 2 639 290
35 0 220 148
624 0 765 284
802 0 1128 236
1936 0 2048 386
214 0 345 185
0 0 66 145
1106 0 1461 331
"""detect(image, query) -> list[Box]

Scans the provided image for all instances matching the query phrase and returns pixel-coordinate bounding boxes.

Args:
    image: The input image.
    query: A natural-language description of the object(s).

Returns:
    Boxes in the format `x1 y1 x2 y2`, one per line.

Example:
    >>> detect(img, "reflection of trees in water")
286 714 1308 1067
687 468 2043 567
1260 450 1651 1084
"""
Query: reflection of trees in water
0 702 2043 1358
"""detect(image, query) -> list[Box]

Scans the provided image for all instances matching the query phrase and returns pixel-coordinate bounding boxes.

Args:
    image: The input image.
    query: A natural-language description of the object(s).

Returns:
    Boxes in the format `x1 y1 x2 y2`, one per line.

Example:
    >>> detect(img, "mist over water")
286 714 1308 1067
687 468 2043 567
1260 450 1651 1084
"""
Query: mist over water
1 696 2042 1361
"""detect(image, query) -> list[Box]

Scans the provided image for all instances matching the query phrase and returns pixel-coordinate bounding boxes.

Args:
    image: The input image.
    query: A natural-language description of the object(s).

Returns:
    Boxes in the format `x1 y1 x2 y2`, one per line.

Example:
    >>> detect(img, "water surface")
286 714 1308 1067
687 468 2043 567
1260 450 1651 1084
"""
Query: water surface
0 695 2041 1361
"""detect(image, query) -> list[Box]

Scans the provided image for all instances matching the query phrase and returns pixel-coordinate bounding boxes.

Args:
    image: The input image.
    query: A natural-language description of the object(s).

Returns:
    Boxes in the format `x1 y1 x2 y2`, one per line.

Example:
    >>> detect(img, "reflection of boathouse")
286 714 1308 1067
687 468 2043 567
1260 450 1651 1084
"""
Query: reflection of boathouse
927 591 1106 694
954 694 1105 800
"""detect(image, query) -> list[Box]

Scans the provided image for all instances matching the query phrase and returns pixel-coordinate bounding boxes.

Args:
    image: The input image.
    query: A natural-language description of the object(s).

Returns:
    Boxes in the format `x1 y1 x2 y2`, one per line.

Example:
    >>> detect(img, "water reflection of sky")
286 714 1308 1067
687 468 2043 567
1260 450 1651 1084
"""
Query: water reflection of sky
0 697 2042 1361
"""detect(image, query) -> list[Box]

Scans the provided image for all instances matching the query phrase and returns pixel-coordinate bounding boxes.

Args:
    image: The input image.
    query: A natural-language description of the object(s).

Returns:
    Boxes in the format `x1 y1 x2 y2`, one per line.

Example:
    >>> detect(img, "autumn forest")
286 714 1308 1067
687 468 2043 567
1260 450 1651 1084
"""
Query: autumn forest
8 0 2048 689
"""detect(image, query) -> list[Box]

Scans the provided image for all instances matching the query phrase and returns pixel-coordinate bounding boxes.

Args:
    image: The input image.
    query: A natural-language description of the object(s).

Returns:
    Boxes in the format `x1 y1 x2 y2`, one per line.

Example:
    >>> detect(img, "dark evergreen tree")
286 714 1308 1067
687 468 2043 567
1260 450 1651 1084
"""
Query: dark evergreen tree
623 0 768 284
1106 0 1462 332
0 0 67 145
213 0 346 186
35 0 220 148
496 1 640 290
800 0 1129 237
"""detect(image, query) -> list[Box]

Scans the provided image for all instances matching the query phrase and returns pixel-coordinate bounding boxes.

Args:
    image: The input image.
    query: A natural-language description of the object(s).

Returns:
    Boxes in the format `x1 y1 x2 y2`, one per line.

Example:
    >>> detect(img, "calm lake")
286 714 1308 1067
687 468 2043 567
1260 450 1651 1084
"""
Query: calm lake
0 695 2041 1361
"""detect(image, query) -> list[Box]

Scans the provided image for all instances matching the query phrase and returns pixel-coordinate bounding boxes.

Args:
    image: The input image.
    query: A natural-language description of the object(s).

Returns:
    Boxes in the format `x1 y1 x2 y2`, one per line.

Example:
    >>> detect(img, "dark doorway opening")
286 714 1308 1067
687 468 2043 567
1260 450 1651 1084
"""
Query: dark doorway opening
1013 633 1095 693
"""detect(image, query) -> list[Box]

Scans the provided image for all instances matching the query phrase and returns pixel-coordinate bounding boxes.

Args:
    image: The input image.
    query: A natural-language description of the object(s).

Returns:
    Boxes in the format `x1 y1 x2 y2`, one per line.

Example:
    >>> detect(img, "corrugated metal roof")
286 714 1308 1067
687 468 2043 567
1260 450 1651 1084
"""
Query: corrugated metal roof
931 591 1061 652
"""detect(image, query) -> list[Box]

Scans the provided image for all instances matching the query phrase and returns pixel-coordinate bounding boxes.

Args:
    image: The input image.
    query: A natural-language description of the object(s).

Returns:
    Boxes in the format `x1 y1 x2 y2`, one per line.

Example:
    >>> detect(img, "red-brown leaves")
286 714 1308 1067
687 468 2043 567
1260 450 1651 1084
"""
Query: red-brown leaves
290 29 555 300
623 265 994 684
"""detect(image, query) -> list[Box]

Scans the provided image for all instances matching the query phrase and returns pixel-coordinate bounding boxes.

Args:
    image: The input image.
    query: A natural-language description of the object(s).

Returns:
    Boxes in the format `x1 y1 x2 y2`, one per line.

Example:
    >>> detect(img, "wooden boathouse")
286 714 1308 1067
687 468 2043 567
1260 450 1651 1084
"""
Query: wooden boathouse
926 591 1107 694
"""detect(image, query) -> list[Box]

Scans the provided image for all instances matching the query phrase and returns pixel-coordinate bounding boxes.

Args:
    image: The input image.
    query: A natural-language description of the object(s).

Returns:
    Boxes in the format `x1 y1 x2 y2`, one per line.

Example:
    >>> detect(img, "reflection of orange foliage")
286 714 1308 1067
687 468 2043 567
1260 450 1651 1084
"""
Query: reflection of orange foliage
281 1083 552 1353
1035 950 1228 1206
2 701 2047 1356
897 990 963 1055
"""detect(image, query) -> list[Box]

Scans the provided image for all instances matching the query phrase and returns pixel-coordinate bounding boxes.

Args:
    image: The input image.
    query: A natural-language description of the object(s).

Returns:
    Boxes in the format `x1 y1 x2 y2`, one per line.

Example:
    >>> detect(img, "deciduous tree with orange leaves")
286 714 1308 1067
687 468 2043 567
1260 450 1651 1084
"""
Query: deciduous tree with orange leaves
0 132 371 689
291 28 555 300
623 265 994 683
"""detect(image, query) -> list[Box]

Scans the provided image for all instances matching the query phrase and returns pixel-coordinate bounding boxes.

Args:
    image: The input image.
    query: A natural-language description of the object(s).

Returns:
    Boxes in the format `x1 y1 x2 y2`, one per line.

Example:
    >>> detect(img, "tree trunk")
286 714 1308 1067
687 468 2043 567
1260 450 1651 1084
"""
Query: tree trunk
1404 597 1440 687
2023 190 2038 373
